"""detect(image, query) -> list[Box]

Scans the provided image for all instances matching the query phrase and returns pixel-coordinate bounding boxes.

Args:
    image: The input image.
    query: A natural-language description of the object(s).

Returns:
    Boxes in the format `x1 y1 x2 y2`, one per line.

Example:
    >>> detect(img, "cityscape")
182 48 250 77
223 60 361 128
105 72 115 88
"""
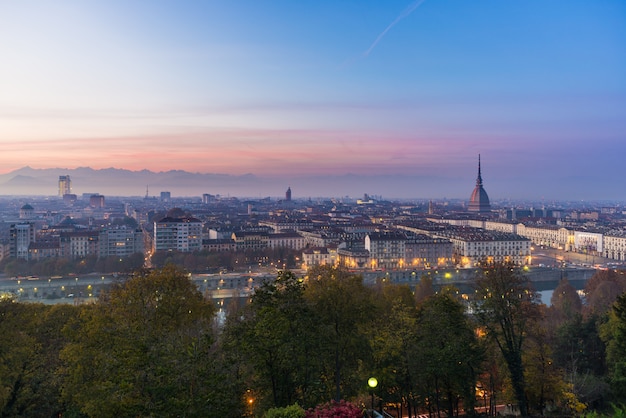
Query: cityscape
0 159 624 417
1 158 623 298
1 0 625 417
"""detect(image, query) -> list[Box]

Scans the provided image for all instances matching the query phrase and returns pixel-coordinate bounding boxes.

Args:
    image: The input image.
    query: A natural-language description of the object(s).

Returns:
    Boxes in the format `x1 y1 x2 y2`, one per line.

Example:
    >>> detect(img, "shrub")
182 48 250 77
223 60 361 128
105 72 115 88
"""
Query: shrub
264 403 306 418
305 400 363 418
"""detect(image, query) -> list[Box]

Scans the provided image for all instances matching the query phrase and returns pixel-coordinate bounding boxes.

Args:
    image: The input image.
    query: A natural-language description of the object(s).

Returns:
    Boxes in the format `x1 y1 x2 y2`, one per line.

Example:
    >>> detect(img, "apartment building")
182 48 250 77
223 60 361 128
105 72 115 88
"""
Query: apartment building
153 215 203 253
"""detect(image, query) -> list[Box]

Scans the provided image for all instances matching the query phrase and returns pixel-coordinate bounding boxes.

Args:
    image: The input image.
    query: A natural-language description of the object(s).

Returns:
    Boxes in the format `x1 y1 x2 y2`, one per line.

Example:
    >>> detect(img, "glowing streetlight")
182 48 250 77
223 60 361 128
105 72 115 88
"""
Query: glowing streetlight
368 377 378 412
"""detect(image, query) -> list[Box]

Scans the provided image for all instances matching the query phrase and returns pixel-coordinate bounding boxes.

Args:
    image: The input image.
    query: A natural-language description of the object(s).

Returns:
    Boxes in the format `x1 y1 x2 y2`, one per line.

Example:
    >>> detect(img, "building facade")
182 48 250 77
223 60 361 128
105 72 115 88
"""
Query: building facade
10 223 36 260
153 215 203 252
59 175 71 196
468 155 491 214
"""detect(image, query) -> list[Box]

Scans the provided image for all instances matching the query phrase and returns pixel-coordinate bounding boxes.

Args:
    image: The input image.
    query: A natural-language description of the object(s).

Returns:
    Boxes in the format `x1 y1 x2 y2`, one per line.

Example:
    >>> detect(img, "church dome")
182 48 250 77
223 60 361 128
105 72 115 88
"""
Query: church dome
468 155 491 213
19 203 34 219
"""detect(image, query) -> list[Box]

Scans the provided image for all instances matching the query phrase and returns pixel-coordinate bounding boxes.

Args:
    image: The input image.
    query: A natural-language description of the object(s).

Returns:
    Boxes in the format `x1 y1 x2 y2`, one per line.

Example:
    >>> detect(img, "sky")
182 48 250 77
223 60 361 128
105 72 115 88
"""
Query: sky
0 0 624 200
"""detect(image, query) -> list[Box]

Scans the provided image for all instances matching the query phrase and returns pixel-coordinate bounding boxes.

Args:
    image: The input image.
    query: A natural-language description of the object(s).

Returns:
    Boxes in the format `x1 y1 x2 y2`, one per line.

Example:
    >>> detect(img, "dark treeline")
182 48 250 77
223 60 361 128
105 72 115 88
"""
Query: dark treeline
0 246 300 278
1 264 626 417
151 247 300 272
0 253 145 278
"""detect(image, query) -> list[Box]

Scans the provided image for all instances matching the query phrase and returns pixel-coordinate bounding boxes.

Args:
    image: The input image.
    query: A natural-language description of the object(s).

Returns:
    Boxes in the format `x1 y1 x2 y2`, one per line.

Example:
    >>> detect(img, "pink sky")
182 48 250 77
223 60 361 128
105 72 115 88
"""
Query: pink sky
0 1 623 199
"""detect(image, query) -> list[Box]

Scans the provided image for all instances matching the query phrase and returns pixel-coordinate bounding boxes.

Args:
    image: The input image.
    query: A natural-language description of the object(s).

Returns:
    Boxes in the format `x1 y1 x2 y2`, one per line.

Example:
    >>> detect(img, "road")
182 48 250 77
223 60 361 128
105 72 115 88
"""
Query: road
532 246 622 269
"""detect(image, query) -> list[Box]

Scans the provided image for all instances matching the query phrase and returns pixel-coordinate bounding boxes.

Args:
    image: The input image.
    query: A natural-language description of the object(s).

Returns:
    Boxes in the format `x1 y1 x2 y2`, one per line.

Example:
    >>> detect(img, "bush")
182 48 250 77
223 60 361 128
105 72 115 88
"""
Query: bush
305 400 363 418
264 403 306 418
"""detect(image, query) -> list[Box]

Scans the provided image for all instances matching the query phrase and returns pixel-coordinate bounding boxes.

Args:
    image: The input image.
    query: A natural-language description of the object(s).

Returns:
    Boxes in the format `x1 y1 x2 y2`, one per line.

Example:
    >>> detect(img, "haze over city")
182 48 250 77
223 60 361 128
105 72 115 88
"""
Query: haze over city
0 1 624 200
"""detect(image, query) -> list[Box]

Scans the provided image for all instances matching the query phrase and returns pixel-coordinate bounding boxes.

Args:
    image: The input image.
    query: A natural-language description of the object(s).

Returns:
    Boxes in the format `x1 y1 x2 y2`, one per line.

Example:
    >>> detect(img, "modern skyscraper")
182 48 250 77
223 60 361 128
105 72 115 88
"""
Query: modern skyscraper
468 155 491 213
58 175 71 196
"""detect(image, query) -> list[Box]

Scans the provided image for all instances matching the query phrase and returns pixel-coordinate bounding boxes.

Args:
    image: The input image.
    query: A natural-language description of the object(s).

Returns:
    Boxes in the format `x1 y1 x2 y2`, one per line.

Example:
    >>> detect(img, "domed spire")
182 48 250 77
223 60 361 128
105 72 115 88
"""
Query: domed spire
476 154 483 186
468 154 491 214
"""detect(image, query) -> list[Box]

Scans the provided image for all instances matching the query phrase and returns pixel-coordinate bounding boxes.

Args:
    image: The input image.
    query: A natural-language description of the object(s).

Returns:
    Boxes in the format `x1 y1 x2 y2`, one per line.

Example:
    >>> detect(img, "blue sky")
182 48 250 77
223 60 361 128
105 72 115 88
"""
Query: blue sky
0 0 624 199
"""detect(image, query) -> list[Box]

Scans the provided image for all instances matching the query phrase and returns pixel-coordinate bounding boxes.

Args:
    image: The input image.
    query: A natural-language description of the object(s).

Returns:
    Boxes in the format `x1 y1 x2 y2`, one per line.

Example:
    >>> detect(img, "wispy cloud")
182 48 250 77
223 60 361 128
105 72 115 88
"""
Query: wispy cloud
363 0 427 57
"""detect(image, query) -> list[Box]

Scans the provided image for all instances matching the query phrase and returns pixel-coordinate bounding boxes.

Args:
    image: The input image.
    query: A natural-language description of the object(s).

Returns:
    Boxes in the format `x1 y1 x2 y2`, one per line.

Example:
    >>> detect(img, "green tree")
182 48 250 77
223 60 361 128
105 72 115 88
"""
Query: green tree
223 270 323 410
524 306 569 414
601 293 626 403
368 283 419 413
0 302 79 417
413 291 483 417
472 262 541 416
304 265 377 402
554 313 608 407
60 265 236 417
0 301 38 415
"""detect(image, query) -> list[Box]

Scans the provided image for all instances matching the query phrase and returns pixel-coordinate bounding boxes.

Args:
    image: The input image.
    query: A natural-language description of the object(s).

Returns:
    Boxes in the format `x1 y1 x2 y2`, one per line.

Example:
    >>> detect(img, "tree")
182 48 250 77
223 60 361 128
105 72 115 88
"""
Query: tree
0 302 79 417
304 265 377 402
550 277 583 323
368 283 419 415
472 262 541 416
523 305 569 414
554 313 608 408
0 301 38 415
223 270 323 410
414 275 435 305
60 265 237 417
600 292 626 403
413 291 483 417
584 269 626 315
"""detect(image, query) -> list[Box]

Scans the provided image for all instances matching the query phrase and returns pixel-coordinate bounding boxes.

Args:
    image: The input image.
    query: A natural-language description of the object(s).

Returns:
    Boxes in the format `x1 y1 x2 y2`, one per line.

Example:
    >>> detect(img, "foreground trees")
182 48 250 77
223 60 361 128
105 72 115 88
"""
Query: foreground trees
413 290 482 417
5 264 626 416
223 270 323 410
472 262 542 416
0 302 79 416
601 292 626 401
61 266 239 417
227 267 485 417
305 266 378 402
225 266 378 411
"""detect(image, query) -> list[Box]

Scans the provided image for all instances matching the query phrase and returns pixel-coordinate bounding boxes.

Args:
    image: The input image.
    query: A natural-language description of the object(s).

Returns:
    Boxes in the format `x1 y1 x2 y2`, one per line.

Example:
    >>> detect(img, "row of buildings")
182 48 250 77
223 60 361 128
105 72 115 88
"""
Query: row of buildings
9 222 144 261
2 161 625 271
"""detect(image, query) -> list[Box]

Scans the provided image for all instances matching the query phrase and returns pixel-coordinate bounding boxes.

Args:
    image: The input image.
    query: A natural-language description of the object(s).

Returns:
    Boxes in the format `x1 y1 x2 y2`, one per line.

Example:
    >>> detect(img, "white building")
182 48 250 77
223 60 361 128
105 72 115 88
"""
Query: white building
365 231 406 269
10 223 36 260
268 232 307 250
603 233 626 261
574 231 603 254
434 227 531 268
99 227 144 258
153 215 203 253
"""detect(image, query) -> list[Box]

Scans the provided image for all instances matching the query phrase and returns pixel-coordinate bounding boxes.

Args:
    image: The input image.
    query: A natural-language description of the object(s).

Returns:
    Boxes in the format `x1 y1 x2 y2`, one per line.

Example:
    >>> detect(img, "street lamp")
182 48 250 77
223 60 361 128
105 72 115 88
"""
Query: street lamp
368 377 378 414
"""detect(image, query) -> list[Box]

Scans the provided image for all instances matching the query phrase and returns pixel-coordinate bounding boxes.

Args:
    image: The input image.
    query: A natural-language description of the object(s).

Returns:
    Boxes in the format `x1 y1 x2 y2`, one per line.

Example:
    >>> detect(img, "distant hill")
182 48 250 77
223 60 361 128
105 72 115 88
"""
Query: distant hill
0 166 469 200
0 167 265 197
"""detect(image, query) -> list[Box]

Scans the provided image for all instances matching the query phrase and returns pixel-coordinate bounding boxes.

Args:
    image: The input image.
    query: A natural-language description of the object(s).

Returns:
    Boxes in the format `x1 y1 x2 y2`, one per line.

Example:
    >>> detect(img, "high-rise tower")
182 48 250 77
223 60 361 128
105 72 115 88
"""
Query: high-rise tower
468 155 491 213
58 175 71 196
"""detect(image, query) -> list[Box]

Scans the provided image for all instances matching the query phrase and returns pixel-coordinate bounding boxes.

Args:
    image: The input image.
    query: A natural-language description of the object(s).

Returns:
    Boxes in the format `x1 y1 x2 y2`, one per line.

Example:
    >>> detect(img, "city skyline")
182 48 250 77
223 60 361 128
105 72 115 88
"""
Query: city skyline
0 1 624 200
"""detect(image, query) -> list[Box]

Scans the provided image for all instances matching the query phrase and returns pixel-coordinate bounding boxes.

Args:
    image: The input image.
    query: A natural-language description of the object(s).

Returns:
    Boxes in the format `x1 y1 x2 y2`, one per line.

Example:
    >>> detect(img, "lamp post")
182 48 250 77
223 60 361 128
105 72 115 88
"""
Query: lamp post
368 377 378 415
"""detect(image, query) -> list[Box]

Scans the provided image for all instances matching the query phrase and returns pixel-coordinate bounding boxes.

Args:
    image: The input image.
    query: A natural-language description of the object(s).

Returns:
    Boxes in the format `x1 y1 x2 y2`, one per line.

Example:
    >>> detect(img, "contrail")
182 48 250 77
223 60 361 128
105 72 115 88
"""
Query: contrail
363 0 427 57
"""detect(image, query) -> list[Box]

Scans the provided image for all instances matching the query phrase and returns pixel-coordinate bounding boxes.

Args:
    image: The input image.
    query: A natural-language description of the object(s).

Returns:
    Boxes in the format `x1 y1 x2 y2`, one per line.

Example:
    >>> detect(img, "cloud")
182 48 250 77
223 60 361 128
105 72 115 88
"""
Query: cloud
363 0 427 57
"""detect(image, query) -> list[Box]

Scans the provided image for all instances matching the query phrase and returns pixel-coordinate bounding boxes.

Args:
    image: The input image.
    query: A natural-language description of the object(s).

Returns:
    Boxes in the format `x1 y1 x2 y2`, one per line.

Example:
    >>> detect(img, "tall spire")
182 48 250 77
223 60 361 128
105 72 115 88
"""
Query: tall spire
476 154 483 186
468 154 491 213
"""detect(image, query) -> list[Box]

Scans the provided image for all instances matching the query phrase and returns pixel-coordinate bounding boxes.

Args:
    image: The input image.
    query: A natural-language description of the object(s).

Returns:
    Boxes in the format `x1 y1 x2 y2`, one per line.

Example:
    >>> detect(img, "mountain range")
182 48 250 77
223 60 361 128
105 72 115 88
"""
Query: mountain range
0 166 469 200
0 167 262 198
